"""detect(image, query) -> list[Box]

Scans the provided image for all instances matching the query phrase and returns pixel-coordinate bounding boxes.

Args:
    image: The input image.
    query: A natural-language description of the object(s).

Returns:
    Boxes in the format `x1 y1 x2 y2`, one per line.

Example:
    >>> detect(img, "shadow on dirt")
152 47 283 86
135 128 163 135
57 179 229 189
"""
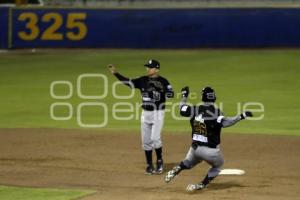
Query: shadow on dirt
166 181 246 194
164 163 179 171
209 181 246 190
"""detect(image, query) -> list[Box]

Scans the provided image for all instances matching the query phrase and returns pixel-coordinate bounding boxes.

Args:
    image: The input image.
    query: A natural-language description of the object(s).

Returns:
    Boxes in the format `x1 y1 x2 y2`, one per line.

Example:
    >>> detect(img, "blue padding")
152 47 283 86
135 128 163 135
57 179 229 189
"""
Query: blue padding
7 8 300 48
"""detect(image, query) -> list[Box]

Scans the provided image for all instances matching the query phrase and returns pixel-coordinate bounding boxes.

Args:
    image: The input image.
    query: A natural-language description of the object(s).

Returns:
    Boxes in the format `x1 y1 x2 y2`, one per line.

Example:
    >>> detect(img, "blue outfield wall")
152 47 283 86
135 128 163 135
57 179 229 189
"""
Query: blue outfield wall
2 7 300 48
0 8 9 49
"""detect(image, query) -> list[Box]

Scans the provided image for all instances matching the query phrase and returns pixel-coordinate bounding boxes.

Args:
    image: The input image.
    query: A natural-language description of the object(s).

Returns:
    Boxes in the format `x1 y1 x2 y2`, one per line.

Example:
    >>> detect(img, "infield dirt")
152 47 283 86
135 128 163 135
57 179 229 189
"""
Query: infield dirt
0 129 299 200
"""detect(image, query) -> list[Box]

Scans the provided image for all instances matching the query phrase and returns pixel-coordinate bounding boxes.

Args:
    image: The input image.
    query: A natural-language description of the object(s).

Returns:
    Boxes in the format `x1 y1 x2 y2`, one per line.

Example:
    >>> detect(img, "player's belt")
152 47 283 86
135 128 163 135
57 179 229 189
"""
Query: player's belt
142 104 165 111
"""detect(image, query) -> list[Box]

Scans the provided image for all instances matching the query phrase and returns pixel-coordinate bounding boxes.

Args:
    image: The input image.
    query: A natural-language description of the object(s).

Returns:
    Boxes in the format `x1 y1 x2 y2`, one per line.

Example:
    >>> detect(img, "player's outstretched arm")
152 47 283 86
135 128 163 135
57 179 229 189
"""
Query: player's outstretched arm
180 86 192 117
180 86 189 104
107 64 133 88
220 111 253 128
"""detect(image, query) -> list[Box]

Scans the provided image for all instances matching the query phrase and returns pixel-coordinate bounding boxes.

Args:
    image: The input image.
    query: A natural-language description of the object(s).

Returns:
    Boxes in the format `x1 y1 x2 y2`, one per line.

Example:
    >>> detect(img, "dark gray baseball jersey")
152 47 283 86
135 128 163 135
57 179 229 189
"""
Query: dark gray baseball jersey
180 102 242 176
114 73 174 150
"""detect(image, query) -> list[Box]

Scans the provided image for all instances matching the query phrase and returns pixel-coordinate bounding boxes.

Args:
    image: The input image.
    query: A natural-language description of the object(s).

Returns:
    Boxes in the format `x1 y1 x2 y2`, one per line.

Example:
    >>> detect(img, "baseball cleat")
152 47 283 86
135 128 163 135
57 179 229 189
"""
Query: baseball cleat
186 183 205 192
145 165 154 175
155 159 164 174
164 166 181 183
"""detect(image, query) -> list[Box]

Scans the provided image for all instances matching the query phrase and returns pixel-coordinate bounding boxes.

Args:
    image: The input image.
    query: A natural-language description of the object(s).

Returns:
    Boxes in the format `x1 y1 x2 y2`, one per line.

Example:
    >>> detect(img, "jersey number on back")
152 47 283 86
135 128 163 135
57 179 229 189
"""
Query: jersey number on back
193 114 208 137
193 121 208 136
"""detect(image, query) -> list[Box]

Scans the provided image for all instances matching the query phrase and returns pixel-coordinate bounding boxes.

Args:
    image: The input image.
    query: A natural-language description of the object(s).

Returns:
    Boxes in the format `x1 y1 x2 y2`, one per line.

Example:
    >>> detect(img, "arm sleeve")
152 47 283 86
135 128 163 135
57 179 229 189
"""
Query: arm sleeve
218 115 242 128
114 73 135 88
179 97 193 117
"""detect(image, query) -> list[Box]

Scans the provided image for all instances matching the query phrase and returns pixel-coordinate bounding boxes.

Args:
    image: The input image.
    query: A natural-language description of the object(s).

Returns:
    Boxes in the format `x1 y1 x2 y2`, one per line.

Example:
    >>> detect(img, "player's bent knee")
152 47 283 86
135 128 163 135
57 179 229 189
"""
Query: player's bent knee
182 160 193 169
208 167 222 178
152 140 162 149
217 157 224 168
142 144 153 151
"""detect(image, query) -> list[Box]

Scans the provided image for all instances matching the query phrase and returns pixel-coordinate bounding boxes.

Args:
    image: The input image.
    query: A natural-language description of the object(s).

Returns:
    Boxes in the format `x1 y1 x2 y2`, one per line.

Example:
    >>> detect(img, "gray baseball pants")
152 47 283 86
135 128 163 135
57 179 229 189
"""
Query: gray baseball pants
141 110 165 151
182 146 224 178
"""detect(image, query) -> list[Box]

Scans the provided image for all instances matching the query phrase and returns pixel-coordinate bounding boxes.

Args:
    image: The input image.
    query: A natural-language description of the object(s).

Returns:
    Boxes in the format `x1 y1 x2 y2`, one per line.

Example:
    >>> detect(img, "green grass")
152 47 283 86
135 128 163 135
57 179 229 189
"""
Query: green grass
0 185 94 200
0 49 299 135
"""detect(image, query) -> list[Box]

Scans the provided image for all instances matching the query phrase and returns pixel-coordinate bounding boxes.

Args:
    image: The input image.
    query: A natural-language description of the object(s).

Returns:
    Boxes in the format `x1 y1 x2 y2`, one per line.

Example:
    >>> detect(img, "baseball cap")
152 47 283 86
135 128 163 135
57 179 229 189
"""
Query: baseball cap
144 59 160 69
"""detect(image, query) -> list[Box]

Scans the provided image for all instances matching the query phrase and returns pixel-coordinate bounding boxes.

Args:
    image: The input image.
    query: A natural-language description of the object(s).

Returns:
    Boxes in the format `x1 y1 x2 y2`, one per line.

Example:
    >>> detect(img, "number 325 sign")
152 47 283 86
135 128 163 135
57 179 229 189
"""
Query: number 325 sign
17 12 87 41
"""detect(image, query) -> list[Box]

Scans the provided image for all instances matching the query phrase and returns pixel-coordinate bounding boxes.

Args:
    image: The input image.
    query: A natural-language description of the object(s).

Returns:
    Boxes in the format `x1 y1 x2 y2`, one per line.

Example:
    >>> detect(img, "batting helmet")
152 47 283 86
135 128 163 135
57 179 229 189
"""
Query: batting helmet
202 86 216 102
144 59 160 69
